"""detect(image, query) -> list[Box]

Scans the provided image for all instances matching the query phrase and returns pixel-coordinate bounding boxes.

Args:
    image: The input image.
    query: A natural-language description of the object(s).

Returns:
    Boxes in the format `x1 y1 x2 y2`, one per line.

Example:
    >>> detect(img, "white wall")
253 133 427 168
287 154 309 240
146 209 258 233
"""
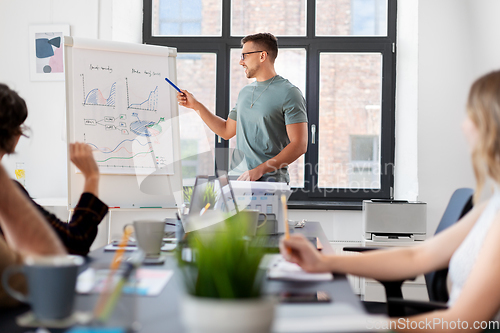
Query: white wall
417 0 500 235
0 0 142 199
468 0 500 76
418 0 476 235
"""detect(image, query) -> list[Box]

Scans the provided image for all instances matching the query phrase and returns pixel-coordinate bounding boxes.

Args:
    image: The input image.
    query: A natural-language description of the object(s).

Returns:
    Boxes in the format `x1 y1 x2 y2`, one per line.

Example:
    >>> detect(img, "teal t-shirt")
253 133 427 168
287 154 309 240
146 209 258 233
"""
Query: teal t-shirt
228 75 308 182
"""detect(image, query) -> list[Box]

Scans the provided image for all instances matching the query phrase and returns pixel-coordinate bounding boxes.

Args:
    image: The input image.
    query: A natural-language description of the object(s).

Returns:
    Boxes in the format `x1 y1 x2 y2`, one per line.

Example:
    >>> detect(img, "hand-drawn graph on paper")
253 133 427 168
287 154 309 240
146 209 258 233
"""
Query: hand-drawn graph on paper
130 113 164 137
87 136 166 174
81 74 116 107
88 138 153 165
126 78 158 111
82 113 171 175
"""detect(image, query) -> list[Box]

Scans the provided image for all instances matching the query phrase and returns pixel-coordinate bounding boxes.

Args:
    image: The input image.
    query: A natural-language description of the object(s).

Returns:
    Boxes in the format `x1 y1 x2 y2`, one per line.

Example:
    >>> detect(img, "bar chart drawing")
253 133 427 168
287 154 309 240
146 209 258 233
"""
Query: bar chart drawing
126 78 158 111
129 113 163 137
81 74 116 107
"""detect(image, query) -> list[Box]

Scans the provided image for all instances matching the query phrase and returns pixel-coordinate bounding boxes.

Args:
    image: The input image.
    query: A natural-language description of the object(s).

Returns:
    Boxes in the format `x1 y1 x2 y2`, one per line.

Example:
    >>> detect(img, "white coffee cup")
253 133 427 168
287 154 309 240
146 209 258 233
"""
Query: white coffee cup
133 220 165 257
238 210 268 236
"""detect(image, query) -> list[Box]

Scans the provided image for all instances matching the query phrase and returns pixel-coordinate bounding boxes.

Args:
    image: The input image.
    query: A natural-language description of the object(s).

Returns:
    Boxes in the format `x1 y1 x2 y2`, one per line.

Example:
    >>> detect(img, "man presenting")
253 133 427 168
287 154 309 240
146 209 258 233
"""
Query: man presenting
177 33 308 183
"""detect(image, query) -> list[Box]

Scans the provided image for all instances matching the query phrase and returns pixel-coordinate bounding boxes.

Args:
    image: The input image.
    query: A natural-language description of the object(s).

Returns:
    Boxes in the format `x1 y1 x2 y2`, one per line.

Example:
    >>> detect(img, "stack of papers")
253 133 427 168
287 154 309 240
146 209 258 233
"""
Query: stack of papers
273 303 389 332
76 268 173 296
272 313 389 332
267 257 333 281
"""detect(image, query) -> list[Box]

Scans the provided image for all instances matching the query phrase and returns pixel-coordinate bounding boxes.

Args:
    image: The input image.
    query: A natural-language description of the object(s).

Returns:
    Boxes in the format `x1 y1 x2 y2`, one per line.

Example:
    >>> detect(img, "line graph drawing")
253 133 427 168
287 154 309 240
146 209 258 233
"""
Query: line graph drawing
87 137 160 167
88 138 149 154
81 74 116 107
95 150 154 163
126 78 158 111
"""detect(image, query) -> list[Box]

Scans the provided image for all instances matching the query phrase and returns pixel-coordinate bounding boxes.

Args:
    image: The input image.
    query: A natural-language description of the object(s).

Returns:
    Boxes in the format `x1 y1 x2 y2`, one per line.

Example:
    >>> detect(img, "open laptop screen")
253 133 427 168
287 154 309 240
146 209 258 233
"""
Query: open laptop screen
188 175 210 216
216 171 239 216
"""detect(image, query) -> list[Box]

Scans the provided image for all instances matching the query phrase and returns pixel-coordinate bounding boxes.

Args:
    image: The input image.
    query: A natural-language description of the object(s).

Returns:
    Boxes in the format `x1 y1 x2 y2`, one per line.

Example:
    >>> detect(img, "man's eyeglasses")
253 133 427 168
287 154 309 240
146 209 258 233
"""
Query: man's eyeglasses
240 50 266 61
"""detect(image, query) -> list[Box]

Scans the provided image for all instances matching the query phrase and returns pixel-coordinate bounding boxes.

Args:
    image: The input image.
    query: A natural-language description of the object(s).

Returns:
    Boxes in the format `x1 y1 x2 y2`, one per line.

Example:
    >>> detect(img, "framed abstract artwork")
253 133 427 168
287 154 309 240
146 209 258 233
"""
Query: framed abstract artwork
29 25 70 81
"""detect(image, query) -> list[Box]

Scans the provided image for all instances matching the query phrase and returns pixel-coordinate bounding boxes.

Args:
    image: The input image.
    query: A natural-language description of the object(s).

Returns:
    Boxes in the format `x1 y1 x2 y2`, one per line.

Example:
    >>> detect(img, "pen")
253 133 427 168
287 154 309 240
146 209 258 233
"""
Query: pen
281 194 291 255
200 203 210 216
97 262 134 322
165 77 183 93
97 249 144 323
93 226 133 318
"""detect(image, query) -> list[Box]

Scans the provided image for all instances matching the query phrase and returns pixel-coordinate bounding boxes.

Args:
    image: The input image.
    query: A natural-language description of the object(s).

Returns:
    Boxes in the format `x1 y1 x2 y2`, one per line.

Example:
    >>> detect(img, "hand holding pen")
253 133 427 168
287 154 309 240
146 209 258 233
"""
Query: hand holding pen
176 89 199 110
165 77 200 110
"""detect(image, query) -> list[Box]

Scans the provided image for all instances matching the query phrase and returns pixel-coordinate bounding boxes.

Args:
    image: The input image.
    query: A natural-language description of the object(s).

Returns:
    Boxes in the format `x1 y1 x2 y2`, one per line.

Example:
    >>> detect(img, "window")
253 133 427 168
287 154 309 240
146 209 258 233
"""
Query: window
144 0 397 205
231 0 306 36
152 0 222 36
318 53 382 189
176 53 217 185
349 135 380 188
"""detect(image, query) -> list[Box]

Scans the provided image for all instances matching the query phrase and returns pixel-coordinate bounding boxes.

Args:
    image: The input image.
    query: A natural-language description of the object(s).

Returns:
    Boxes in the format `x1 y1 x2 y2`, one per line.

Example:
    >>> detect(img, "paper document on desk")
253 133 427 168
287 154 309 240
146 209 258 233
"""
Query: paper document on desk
76 268 173 296
267 257 333 281
104 241 177 252
273 314 389 332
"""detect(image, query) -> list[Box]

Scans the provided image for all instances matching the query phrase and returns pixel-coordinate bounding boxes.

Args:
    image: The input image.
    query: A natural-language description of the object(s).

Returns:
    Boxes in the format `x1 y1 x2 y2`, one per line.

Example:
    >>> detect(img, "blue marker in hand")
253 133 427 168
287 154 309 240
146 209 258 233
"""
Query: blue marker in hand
165 77 183 94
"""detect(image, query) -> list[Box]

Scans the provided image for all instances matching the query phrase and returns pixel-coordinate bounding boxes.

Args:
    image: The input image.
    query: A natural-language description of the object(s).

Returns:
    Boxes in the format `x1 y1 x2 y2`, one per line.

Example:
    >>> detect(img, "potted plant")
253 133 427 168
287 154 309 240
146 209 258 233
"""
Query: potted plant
176 214 275 333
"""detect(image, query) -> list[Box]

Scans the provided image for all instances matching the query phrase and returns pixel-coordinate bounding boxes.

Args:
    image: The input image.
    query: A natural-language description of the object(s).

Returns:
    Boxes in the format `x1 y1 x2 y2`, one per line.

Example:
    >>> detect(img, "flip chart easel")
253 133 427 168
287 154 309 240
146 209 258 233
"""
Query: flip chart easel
64 37 182 209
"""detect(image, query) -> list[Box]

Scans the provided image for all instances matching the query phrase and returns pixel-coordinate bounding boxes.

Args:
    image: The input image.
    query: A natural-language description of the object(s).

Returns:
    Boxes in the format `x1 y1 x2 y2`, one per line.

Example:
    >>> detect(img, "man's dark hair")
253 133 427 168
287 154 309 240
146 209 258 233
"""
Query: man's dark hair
241 33 278 62
0 84 28 154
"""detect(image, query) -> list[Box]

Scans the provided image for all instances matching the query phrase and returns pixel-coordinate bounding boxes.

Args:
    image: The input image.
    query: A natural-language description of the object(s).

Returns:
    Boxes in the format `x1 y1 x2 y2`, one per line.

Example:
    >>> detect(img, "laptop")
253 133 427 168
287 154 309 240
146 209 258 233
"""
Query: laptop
180 174 233 233
216 170 239 216
187 175 211 216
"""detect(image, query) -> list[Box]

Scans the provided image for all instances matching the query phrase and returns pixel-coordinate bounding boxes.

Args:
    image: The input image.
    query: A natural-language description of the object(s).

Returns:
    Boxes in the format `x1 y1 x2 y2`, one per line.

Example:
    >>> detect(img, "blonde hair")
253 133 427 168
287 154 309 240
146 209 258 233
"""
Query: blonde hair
466 70 500 203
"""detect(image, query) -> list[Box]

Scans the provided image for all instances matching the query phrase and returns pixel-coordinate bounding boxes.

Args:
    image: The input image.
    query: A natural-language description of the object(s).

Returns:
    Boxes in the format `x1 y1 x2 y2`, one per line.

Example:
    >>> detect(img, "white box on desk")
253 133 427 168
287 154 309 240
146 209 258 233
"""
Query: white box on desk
229 181 292 233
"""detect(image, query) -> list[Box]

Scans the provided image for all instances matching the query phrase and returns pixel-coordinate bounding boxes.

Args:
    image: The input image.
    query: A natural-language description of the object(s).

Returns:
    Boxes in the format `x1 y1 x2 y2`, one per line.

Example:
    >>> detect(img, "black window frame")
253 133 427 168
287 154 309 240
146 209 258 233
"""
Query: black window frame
143 0 397 209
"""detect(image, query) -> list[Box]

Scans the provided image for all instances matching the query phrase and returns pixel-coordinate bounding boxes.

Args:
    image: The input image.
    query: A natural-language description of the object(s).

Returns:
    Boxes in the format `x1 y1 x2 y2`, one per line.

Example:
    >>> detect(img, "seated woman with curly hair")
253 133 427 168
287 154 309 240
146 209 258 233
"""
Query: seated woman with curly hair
0 83 108 256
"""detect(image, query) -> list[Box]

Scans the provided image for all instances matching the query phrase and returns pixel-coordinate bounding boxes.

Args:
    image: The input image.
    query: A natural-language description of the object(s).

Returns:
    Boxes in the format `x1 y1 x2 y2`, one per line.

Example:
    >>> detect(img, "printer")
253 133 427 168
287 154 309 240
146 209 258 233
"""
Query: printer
363 200 427 243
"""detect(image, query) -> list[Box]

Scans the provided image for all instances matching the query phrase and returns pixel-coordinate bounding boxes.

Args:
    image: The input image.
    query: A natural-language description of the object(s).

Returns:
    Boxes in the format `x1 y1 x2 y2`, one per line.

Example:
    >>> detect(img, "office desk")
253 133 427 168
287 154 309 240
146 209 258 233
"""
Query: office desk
0 222 368 333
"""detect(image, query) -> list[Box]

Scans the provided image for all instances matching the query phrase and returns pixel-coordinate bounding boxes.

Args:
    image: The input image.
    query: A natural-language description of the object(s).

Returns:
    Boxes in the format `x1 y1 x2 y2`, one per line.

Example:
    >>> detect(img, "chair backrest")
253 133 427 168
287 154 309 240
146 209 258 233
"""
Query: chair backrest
425 188 474 302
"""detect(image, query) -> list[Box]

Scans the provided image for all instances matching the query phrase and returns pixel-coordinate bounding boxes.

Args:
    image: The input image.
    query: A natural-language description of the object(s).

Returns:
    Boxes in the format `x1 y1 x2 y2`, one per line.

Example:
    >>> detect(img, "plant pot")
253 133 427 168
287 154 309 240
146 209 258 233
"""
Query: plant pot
181 294 276 333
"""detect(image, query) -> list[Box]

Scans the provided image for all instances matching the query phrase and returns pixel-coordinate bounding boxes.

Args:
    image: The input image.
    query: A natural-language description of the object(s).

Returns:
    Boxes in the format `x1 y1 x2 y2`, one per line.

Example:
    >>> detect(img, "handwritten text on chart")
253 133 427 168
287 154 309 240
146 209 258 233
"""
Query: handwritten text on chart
132 69 161 77
89 64 113 73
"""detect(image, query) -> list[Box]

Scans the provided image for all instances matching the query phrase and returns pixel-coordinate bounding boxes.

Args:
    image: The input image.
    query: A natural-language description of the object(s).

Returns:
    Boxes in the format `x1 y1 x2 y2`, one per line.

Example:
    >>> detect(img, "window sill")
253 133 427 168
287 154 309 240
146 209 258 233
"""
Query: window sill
287 200 363 211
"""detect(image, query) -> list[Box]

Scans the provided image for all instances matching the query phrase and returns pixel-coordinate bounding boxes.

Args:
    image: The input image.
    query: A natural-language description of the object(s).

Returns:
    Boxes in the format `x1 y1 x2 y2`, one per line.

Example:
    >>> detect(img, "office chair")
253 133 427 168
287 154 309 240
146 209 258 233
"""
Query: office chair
344 188 474 317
